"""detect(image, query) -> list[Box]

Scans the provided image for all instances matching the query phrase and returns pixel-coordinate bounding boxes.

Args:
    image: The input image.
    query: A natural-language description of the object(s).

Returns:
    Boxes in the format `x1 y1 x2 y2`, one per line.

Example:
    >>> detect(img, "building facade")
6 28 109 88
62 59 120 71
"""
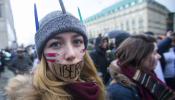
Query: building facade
167 13 175 32
174 13 175 31
0 0 16 49
84 0 170 38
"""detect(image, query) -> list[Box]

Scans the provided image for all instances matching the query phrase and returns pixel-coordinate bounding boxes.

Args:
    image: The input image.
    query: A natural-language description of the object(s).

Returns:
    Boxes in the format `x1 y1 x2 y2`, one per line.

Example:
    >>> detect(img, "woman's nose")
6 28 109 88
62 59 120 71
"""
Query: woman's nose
64 44 76 62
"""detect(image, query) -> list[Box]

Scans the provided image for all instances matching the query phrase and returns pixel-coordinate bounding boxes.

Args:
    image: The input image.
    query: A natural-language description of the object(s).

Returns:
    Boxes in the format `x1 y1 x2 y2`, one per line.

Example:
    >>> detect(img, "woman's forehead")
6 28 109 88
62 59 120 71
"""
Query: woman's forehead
54 32 82 39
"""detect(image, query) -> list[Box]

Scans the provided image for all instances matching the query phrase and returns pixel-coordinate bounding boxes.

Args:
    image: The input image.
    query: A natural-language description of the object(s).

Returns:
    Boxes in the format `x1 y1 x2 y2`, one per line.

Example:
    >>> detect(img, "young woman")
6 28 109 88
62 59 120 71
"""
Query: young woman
5 10 105 100
107 35 175 100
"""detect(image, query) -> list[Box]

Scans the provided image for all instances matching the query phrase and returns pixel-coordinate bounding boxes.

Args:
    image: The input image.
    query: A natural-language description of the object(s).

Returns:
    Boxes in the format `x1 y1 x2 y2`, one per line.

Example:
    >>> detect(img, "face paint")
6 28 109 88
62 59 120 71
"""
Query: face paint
45 53 58 62
45 48 86 64
44 33 86 81
44 32 86 64
49 60 84 82
44 49 85 82
45 51 65 63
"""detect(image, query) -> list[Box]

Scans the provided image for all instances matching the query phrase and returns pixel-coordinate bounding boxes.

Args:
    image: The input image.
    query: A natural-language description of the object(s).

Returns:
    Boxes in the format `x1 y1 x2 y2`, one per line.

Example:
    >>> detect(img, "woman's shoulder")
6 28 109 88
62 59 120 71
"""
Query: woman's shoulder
107 83 140 100
5 74 41 100
107 83 133 94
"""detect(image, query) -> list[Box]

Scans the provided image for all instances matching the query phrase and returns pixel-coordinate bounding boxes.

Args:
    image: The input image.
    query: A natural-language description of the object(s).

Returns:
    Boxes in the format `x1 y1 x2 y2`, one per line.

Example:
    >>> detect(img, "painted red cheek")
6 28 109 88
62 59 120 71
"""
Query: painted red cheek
47 59 56 63
45 52 66 63
45 53 59 63
46 53 58 57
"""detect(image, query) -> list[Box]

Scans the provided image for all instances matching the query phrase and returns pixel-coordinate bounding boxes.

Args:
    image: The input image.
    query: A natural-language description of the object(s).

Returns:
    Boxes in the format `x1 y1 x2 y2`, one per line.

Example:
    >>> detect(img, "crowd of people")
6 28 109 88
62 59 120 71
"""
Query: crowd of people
0 6 175 100
0 45 36 76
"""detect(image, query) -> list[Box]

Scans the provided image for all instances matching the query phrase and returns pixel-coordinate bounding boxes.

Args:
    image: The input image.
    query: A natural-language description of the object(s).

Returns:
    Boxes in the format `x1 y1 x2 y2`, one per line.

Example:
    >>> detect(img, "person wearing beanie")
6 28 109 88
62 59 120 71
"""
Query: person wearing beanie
5 10 105 100
107 34 175 100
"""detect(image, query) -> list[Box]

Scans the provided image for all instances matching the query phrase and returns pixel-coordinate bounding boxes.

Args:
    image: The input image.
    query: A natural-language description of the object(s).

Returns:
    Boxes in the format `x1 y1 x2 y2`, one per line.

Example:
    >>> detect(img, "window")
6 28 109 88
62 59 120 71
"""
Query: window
0 4 2 18
132 19 135 29
125 4 129 8
138 17 143 28
126 20 130 31
121 23 124 30
131 1 136 6
138 0 143 3
119 6 123 10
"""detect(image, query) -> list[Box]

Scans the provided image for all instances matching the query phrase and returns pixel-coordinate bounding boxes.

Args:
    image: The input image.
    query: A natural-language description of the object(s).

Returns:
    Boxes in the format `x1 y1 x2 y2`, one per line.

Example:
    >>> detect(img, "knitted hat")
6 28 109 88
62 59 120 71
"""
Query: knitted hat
35 11 88 60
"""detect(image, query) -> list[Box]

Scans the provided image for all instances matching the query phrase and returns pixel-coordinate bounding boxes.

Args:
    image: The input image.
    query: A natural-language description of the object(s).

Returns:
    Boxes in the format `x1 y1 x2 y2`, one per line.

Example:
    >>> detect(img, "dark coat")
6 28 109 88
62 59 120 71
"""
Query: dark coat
90 47 110 84
107 83 140 100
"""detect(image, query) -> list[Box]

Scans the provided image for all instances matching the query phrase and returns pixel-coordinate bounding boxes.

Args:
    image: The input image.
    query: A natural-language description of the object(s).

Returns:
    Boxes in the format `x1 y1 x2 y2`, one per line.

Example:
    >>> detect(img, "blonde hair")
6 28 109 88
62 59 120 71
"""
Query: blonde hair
33 52 105 100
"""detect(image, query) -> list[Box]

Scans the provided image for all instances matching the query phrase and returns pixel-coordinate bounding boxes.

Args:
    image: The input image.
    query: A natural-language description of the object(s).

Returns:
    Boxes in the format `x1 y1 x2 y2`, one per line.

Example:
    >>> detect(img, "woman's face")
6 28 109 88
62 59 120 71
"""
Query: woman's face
142 43 161 71
44 32 85 65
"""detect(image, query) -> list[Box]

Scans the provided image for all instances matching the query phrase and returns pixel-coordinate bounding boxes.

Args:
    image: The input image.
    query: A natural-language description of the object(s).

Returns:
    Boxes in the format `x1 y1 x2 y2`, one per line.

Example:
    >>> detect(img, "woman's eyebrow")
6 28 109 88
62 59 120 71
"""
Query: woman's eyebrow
52 36 63 40
72 34 81 38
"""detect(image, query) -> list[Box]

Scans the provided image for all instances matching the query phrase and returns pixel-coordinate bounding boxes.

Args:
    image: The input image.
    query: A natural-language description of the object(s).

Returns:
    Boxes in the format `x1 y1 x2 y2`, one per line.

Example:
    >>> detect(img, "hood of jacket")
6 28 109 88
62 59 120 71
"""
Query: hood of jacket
5 75 41 100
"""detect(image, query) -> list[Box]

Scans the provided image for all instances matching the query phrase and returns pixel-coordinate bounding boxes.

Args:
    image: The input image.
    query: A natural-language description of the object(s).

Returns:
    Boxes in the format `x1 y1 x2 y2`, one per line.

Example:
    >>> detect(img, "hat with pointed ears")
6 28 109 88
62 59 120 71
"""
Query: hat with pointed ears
35 4 88 60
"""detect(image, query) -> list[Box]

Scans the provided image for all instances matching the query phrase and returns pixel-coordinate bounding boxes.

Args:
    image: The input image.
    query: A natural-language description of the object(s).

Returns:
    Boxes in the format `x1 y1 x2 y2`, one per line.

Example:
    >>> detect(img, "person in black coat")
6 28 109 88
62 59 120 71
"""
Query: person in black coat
90 37 110 85
95 33 102 49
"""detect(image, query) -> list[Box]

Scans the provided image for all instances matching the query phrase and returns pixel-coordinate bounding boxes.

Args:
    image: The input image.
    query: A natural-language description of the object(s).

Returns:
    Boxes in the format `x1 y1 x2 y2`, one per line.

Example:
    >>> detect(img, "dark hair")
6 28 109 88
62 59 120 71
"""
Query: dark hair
144 31 154 36
116 34 157 68
115 32 130 48
98 37 108 46
102 37 109 42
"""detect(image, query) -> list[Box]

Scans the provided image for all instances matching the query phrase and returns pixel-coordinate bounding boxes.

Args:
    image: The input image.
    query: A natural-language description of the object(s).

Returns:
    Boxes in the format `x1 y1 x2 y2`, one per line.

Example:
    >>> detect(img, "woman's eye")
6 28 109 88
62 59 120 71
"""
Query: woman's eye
73 39 83 46
49 42 62 49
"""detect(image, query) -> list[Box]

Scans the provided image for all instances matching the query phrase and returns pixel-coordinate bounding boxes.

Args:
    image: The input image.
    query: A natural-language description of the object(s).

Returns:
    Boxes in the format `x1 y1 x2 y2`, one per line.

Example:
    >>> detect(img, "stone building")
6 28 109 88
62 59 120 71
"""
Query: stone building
84 0 171 38
0 0 16 49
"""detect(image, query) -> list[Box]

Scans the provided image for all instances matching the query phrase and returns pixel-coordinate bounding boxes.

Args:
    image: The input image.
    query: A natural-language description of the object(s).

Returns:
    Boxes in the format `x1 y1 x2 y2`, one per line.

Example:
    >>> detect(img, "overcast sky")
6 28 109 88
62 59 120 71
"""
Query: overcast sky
10 0 175 46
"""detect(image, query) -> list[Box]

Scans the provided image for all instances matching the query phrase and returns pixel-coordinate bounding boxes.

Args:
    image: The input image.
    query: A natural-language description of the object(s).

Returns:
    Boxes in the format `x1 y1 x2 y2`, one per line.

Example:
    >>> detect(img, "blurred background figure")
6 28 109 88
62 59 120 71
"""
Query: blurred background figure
0 49 12 77
95 33 103 50
25 45 37 63
87 38 95 52
162 31 175 90
0 50 5 77
90 36 110 85
144 31 175 84
8 47 32 75
106 30 131 61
